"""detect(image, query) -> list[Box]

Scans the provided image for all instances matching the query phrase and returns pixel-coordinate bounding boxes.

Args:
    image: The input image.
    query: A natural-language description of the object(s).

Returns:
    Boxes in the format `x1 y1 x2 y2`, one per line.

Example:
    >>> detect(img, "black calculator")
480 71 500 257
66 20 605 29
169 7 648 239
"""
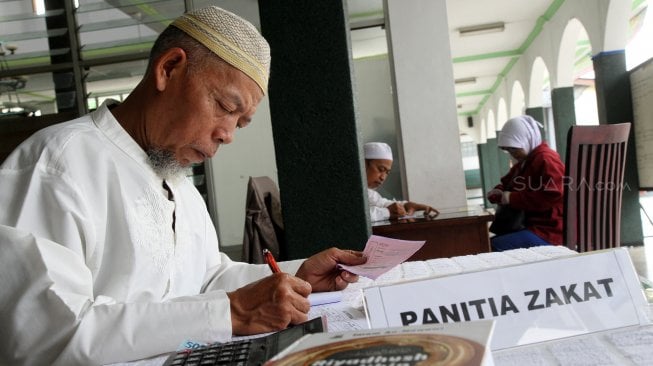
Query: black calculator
162 317 326 366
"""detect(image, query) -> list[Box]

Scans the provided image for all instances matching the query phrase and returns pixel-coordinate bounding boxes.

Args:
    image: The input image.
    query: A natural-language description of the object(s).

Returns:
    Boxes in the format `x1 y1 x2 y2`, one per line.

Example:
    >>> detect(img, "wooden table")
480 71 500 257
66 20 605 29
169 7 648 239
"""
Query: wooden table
371 208 494 260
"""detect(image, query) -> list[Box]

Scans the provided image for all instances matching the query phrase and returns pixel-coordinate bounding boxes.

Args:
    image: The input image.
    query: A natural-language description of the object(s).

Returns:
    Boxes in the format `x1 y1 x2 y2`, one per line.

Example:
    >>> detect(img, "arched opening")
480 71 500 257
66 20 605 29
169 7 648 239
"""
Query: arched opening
478 118 486 142
572 24 598 126
528 57 555 148
486 110 496 139
496 99 507 131
509 81 525 118
558 18 598 127
528 57 550 108
626 0 653 70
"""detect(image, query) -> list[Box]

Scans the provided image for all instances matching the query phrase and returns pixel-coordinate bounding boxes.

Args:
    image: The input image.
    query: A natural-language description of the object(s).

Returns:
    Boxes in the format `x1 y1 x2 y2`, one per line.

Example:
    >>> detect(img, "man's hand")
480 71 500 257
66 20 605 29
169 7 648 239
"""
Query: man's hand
227 273 311 335
295 248 367 292
424 206 439 218
387 202 406 219
404 202 439 217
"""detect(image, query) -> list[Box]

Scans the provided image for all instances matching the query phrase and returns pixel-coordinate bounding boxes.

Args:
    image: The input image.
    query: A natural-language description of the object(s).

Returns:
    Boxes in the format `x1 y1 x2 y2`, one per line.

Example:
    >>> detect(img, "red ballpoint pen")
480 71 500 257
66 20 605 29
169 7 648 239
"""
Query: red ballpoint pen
263 249 281 273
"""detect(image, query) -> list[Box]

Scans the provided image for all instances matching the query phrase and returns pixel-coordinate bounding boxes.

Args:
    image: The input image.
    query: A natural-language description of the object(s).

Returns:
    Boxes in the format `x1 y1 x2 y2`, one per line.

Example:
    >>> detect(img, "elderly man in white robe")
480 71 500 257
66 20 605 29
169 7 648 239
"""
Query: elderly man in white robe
364 142 439 222
0 6 365 366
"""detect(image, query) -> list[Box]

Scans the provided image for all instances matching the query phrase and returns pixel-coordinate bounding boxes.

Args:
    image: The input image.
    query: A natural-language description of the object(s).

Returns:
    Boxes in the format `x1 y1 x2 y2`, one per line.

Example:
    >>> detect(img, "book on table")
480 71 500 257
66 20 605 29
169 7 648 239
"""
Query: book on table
265 319 495 366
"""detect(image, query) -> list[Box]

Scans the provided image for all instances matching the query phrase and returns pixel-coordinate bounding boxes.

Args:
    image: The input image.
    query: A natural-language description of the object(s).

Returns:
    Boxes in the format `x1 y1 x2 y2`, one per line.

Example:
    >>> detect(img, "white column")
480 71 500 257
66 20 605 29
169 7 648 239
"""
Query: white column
385 0 467 210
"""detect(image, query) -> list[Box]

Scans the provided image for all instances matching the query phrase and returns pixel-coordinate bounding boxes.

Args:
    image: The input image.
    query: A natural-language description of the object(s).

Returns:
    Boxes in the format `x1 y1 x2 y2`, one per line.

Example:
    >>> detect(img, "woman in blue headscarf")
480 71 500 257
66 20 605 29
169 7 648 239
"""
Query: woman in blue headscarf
487 115 566 251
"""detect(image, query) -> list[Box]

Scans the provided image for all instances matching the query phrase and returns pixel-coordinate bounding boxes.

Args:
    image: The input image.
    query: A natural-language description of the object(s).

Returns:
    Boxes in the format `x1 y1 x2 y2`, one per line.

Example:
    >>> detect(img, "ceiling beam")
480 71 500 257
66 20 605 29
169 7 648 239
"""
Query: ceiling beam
453 49 521 63
456 89 493 97
463 0 566 116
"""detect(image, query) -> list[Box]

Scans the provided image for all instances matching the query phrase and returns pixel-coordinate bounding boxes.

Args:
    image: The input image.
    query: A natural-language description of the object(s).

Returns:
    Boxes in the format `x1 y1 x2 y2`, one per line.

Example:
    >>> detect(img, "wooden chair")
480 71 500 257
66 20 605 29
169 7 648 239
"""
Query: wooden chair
241 176 286 263
1 111 77 164
563 123 631 252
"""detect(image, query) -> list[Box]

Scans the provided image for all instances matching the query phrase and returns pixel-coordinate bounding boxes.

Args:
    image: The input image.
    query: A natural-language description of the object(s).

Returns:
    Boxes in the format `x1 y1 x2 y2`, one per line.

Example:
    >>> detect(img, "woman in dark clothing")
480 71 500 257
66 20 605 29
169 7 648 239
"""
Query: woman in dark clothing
488 115 566 251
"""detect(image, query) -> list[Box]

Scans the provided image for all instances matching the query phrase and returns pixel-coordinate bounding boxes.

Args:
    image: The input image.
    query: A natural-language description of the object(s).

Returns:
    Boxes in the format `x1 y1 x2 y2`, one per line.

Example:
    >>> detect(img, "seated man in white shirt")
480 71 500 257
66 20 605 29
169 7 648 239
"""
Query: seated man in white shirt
0 6 366 366
364 142 439 222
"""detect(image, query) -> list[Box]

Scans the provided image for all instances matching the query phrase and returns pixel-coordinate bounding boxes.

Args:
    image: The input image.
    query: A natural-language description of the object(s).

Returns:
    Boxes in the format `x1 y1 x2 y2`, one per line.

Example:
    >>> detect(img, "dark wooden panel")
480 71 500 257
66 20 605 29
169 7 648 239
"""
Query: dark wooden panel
372 210 494 260
0 112 76 163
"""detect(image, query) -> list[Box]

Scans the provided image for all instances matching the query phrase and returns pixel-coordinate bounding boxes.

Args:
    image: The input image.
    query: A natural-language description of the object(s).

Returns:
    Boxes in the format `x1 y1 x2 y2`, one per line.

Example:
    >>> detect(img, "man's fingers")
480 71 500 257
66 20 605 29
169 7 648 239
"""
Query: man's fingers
289 308 309 325
335 249 367 265
340 271 359 283
333 271 360 290
291 293 311 314
290 276 312 297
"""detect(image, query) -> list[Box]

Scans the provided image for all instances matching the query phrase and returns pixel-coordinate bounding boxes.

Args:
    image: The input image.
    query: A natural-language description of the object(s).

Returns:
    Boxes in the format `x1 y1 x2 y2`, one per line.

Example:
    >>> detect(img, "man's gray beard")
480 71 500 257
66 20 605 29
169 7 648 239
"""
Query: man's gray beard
146 148 191 182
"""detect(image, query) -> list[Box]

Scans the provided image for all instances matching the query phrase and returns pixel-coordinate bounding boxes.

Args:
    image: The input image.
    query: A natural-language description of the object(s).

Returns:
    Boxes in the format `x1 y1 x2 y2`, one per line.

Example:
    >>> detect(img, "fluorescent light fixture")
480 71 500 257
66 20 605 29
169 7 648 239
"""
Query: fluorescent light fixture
455 77 477 85
33 0 78 15
458 22 505 37
32 0 45 15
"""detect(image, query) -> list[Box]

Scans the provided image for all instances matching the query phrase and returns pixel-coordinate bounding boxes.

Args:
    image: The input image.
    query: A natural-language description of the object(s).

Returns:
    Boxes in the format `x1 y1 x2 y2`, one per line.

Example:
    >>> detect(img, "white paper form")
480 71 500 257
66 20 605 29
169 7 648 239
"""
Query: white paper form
492 324 653 366
308 302 368 332
308 291 343 306
400 260 432 280
338 235 425 280
425 257 464 276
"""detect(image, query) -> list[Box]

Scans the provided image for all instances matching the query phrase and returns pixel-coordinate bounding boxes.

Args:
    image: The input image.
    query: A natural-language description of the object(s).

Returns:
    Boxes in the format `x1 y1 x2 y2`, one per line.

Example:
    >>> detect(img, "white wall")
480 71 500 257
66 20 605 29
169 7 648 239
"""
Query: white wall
207 96 278 249
211 55 407 251
385 0 467 210
458 115 481 142
353 55 404 200
207 0 474 250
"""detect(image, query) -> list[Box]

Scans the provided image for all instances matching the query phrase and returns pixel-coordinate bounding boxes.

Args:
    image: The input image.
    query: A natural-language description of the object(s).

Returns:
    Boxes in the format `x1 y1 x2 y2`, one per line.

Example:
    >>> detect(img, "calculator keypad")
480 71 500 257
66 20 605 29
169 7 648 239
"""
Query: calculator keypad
168 340 253 366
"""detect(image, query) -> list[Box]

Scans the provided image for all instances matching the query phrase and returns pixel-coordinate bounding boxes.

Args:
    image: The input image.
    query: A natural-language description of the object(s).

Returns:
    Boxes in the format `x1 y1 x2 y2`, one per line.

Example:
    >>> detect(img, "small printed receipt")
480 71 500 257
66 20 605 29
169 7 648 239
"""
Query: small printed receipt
338 235 425 279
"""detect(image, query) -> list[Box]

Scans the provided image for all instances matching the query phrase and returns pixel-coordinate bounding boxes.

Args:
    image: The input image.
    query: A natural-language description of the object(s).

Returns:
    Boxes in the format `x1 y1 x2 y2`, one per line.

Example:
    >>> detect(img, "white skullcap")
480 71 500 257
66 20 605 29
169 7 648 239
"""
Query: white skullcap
364 142 393 160
498 115 543 154
172 6 271 93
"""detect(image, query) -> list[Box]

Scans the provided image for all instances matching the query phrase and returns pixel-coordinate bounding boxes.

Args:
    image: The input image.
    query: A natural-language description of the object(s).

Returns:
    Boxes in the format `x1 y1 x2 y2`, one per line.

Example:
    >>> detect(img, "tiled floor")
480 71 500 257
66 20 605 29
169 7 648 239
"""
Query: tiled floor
607 192 653 281
627 239 653 280
628 191 653 280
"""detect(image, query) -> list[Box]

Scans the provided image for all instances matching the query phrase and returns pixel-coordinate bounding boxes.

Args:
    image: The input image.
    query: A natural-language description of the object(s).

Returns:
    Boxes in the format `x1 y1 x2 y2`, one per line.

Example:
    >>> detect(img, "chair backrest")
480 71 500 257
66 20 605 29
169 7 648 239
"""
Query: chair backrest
1 111 77 164
241 176 285 264
563 123 631 252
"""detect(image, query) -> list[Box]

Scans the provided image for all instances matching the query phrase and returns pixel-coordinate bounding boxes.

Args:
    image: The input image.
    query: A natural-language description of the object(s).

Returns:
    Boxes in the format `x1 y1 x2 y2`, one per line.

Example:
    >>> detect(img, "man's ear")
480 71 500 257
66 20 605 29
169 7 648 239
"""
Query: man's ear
153 47 188 92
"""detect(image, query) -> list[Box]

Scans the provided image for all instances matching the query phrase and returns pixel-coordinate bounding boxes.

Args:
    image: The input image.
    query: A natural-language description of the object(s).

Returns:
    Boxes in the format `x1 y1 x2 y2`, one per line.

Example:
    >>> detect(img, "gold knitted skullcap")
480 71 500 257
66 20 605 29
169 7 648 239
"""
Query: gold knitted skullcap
171 6 270 93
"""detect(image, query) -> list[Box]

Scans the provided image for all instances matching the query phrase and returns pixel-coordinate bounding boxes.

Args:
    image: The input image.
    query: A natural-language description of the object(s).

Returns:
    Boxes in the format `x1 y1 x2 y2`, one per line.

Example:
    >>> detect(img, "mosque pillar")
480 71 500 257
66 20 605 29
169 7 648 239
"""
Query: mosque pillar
525 107 546 126
478 139 503 209
258 0 370 259
551 87 576 159
592 50 643 246
384 0 467 210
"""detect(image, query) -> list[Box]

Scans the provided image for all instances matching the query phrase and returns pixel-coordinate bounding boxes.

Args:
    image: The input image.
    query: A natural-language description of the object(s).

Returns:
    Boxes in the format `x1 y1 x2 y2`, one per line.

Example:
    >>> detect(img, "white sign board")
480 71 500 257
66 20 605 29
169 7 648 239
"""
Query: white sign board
363 248 649 350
